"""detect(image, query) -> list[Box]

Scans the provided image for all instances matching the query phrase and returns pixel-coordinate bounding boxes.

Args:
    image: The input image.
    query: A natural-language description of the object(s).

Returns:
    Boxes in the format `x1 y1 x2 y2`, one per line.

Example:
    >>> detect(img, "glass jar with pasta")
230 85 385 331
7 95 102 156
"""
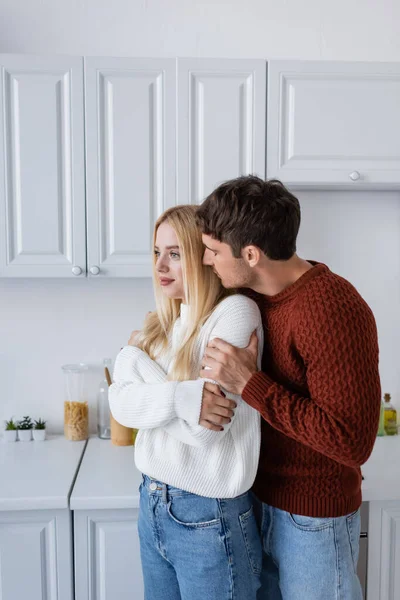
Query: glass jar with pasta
62 364 89 441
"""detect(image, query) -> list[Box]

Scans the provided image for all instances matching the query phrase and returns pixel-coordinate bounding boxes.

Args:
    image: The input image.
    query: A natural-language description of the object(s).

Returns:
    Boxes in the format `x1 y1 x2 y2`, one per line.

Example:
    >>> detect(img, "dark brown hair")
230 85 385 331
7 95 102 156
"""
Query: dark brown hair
197 175 301 260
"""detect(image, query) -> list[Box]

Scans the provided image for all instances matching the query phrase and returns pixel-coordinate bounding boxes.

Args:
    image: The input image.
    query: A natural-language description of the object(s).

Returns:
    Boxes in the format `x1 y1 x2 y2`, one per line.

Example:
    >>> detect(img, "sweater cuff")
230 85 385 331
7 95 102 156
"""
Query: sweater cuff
242 371 275 410
174 380 205 425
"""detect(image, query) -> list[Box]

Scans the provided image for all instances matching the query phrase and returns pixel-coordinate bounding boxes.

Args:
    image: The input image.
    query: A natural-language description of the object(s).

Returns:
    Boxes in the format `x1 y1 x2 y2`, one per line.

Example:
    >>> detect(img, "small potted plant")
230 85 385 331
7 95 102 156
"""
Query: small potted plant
33 418 47 441
4 418 17 442
17 416 33 442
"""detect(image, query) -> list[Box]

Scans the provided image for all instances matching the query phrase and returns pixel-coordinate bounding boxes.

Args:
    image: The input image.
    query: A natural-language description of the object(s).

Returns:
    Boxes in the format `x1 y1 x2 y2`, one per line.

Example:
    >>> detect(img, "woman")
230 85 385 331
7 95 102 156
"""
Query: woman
109 205 264 600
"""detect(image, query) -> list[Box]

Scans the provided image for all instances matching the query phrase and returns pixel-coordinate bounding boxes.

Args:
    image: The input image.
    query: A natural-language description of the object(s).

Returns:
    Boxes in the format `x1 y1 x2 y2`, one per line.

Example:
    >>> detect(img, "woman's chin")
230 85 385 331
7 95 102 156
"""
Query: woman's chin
161 287 183 300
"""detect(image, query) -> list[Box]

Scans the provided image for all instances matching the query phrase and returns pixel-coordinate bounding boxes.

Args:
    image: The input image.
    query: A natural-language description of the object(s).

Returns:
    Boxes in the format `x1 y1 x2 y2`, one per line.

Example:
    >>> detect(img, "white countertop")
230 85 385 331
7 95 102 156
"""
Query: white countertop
0 435 86 511
2 433 395 514
70 434 400 511
70 436 142 510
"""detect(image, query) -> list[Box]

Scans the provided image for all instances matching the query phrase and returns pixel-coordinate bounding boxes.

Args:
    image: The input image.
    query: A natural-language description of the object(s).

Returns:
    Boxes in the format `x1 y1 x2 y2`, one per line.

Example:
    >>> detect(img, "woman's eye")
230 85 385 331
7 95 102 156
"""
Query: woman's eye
154 251 160 258
170 252 180 260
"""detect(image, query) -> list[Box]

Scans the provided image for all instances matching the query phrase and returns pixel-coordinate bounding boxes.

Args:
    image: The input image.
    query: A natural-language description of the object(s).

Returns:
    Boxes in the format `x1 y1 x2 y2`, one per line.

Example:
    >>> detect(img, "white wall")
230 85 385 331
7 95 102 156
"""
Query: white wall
1 0 400 433
1 190 399 433
0 278 155 432
0 0 399 61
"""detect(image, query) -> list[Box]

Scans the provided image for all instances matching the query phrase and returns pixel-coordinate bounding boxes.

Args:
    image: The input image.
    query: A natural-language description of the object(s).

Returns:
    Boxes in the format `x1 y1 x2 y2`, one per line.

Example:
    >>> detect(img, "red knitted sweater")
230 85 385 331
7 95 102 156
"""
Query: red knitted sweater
242 262 381 517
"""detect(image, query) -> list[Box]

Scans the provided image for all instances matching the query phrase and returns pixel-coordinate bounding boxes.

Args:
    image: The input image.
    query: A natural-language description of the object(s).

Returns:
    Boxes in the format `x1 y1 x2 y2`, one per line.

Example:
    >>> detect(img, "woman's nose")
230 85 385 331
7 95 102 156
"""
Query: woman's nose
156 256 168 272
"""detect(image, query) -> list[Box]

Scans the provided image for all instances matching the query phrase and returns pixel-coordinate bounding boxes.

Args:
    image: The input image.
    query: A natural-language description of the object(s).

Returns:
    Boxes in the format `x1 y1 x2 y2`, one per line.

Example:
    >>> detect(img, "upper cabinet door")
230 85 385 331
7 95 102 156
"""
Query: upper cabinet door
267 61 400 187
85 58 176 278
0 55 86 277
177 59 266 204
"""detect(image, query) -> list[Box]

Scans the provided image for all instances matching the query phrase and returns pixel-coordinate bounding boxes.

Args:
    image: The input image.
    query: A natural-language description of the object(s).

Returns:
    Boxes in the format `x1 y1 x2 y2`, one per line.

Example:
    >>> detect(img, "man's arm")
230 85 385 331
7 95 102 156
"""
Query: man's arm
202 296 381 468
125 330 234 432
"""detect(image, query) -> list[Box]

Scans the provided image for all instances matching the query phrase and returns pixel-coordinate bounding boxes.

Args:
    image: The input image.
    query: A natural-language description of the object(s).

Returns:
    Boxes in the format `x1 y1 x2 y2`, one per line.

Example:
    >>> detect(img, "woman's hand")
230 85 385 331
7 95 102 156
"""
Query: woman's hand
128 330 141 346
199 382 236 431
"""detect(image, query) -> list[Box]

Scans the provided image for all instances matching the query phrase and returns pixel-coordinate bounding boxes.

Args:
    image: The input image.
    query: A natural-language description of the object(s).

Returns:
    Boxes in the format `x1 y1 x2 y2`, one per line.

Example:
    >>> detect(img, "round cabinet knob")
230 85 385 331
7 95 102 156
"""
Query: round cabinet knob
72 266 82 276
90 266 100 276
349 171 361 181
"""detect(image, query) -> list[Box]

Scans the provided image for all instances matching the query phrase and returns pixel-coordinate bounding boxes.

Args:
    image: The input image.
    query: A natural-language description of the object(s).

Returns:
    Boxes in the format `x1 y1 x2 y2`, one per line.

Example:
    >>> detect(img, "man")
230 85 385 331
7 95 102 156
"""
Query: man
196 175 381 600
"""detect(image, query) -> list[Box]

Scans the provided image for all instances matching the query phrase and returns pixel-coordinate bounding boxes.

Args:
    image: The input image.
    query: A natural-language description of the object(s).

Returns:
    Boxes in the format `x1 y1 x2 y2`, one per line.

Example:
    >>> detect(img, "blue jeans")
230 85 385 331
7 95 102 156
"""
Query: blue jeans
252 495 363 600
138 475 262 600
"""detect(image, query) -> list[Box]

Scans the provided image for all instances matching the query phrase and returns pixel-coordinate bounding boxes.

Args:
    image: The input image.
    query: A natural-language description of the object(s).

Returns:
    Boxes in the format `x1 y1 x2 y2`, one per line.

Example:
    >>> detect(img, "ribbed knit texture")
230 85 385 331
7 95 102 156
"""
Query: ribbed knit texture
242 262 381 517
109 294 263 499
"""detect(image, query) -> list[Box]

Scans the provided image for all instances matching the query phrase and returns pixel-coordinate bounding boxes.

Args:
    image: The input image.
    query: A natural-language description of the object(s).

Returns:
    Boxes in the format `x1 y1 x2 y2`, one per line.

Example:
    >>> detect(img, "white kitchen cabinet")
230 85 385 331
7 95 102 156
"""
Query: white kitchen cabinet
84 57 176 277
358 502 369 600
361 437 400 599
177 58 266 204
74 508 143 599
71 437 144 599
0 54 86 277
0 508 73 600
0 435 86 600
367 501 400 600
267 61 400 187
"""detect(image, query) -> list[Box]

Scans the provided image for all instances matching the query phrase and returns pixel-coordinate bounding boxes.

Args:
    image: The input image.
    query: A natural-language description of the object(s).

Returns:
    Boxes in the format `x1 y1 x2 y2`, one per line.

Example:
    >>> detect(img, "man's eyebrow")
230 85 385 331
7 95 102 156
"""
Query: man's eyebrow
204 244 216 252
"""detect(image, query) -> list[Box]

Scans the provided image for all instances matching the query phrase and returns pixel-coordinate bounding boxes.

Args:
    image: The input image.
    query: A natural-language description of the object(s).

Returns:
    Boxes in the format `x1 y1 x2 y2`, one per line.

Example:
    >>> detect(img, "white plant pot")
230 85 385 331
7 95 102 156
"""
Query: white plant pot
3 430 17 442
33 429 46 441
18 429 32 442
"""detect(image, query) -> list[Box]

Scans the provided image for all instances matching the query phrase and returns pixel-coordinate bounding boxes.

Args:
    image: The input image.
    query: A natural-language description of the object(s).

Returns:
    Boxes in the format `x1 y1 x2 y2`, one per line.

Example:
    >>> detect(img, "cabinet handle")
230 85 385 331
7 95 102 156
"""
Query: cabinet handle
349 171 361 181
72 266 83 276
90 266 100 275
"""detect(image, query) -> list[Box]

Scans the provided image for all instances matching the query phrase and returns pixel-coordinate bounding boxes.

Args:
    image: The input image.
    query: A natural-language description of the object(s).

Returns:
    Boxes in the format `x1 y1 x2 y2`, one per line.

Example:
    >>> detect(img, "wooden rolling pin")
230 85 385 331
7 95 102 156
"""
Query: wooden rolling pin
105 366 135 446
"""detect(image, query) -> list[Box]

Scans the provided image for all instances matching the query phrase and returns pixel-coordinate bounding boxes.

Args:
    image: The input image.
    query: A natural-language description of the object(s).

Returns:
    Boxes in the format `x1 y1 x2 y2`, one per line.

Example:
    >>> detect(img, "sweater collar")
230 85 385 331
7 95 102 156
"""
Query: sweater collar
179 303 189 323
260 261 329 305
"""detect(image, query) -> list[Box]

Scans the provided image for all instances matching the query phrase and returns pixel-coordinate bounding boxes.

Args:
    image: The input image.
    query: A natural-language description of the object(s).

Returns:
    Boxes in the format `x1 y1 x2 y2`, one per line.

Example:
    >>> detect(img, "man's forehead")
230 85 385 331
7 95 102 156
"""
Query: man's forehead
202 234 223 248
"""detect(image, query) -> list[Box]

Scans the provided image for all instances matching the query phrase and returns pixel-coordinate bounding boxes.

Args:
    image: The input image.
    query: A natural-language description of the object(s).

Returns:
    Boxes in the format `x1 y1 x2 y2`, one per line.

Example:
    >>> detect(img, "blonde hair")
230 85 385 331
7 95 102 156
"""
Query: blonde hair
136 205 230 380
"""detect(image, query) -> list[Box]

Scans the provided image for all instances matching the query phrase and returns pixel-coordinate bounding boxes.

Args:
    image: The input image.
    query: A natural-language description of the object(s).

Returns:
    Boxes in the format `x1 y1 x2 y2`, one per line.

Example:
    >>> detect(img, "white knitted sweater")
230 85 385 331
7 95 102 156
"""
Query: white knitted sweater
109 294 263 498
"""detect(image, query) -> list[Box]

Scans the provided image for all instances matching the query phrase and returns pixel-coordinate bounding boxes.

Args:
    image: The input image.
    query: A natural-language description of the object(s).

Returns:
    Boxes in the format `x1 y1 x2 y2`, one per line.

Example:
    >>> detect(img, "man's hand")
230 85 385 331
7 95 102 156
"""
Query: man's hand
200 331 258 396
199 382 237 431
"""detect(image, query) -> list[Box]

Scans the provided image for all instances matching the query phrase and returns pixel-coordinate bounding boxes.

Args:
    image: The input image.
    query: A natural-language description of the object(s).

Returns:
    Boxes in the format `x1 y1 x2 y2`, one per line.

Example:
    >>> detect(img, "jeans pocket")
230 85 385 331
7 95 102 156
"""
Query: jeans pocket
289 513 333 531
346 509 361 571
239 505 263 575
167 499 221 529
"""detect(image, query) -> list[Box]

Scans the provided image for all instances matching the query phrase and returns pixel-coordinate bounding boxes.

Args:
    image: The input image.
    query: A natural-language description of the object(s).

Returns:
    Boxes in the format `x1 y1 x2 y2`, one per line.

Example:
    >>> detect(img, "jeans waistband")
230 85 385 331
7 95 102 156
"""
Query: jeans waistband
141 474 190 502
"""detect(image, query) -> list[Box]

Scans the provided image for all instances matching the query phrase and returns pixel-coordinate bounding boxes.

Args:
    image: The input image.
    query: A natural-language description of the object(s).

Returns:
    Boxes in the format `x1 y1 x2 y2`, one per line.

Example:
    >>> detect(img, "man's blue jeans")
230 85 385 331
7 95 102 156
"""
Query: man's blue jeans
252 495 363 600
138 475 262 599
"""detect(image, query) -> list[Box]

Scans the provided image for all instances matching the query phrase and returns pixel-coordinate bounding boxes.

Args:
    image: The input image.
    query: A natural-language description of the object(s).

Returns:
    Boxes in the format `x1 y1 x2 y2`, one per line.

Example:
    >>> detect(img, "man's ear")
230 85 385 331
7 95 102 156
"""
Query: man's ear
242 245 261 268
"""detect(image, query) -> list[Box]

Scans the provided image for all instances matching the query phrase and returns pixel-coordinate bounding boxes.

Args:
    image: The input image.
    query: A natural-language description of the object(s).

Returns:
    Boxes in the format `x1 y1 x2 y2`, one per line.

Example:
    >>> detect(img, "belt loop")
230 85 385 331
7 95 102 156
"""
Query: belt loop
162 483 168 503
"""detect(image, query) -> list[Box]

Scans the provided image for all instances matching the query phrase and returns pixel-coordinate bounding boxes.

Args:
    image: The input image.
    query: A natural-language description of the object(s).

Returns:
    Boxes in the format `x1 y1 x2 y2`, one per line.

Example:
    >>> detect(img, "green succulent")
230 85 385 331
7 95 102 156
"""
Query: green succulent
5 419 17 431
34 418 46 430
18 416 33 430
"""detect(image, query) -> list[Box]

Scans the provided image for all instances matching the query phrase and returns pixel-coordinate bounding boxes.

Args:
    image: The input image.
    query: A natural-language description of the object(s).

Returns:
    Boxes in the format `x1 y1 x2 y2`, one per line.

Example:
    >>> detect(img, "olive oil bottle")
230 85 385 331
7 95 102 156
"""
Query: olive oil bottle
377 398 386 436
384 393 398 436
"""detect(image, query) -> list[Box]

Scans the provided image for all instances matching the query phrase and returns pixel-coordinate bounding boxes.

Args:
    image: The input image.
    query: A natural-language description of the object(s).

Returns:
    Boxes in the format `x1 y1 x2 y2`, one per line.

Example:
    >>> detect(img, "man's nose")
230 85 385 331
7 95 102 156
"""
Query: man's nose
202 249 213 266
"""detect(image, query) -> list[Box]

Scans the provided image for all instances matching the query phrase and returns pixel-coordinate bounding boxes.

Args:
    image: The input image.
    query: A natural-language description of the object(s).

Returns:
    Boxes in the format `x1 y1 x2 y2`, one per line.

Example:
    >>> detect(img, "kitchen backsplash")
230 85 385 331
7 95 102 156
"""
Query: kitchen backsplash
1 189 400 433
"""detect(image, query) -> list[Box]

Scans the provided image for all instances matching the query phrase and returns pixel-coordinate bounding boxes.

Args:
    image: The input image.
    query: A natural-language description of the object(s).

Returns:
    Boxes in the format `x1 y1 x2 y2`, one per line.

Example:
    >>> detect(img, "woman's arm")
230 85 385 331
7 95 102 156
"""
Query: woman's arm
161 295 263 447
109 345 204 429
